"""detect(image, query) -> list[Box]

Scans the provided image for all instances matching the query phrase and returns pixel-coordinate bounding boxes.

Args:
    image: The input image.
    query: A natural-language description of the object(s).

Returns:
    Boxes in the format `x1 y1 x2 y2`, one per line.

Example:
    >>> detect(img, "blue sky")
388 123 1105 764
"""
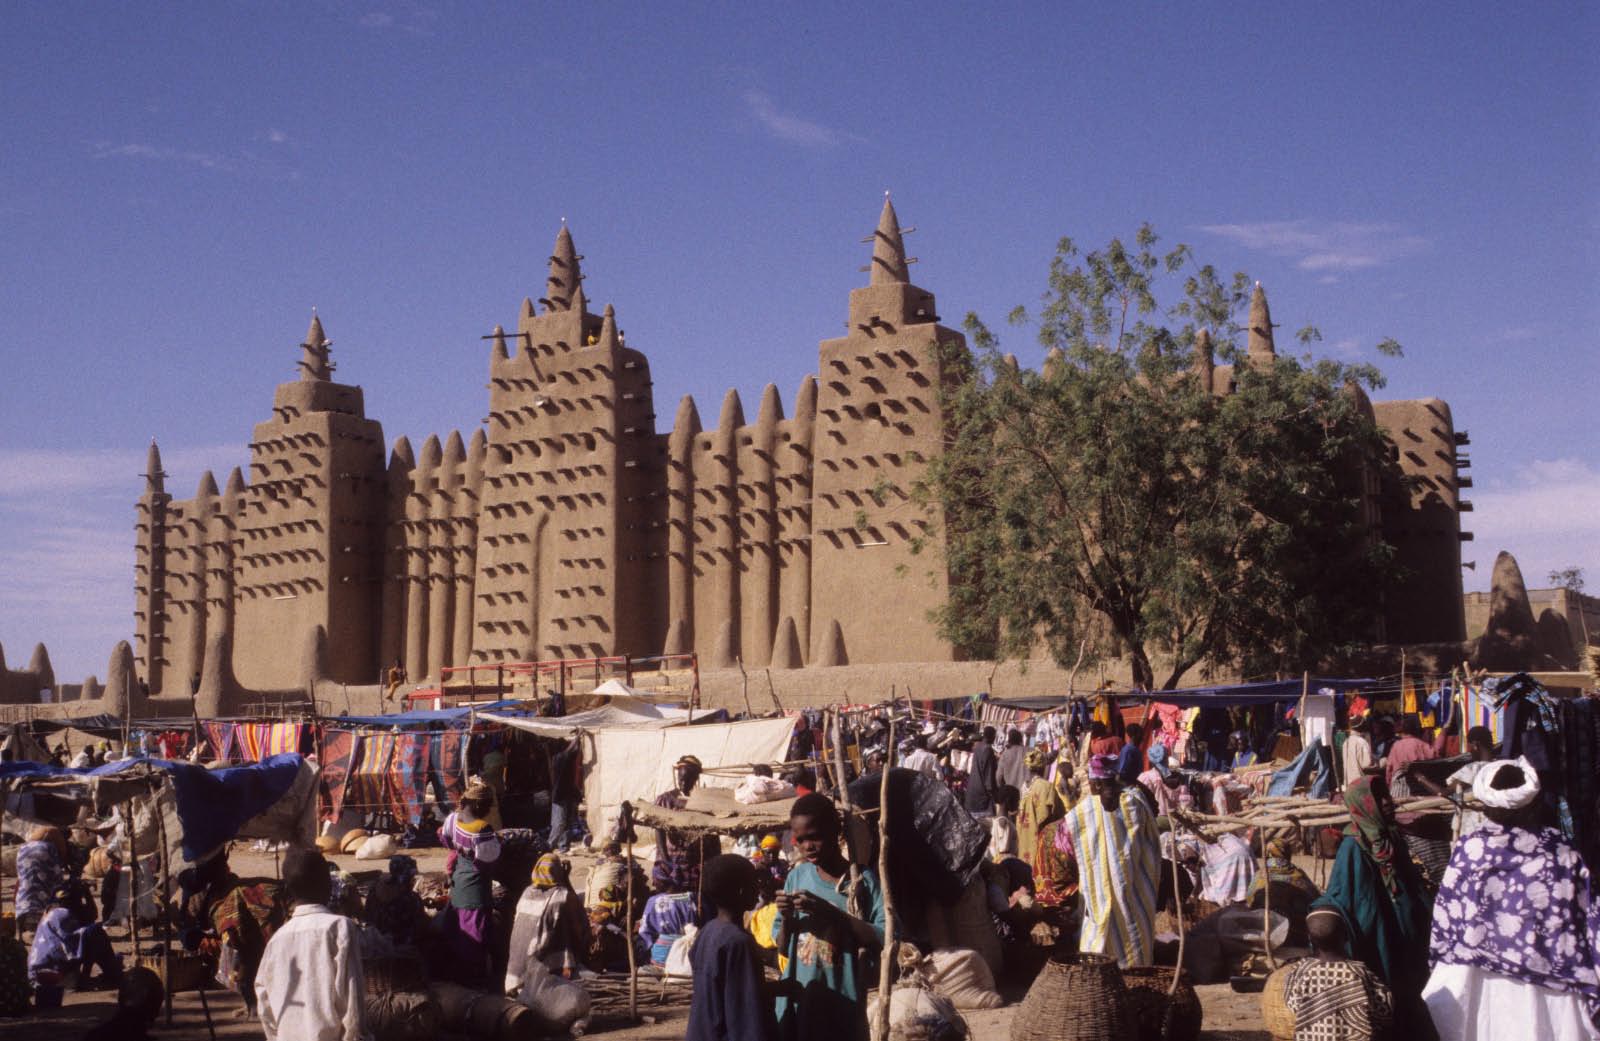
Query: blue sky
2 2 1596 681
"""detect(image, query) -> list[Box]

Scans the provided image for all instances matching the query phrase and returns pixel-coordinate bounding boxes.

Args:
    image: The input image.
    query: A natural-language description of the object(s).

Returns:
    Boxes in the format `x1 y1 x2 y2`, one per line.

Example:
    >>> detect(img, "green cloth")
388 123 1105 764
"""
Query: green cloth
771 862 885 1041
1312 835 1436 1039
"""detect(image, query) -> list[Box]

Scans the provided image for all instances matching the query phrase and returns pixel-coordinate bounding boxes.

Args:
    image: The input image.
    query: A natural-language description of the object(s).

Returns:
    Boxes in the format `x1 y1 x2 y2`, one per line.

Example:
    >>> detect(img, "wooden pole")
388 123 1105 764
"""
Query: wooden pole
873 715 898 1041
125 799 142 961
828 710 864 902
1167 824 1188 1004
154 780 175 1025
764 669 783 713
736 657 753 719
625 833 639 1020
1260 827 1277 971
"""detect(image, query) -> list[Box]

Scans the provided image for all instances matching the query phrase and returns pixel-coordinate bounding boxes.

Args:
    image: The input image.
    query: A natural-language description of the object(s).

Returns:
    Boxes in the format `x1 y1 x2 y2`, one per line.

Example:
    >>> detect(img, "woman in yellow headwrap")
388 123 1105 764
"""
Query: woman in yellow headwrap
1016 748 1066 871
505 853 592 989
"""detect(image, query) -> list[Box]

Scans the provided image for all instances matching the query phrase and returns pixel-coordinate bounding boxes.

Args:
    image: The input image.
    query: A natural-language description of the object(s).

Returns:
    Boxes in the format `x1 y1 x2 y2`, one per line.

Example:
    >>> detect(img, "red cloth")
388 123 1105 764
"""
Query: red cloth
1089 736 1123 757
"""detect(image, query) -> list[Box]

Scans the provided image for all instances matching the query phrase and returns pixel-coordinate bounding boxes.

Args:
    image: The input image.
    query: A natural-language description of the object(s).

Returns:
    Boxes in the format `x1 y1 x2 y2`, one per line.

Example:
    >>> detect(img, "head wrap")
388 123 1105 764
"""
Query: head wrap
1147 742 1170 778
674 755 702 770
1472 756 1541 810
1087 754 1117 781
531 853 569 889
1024 748 1049 770
759 835 781 852
463 780 495 804
387 854 418 886
1342 775 1403 896
1228 730 1250 746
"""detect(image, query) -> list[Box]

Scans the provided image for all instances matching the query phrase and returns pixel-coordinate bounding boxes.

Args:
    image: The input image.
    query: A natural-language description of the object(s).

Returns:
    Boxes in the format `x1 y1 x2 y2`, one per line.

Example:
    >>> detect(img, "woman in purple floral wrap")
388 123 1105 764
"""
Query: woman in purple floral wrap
1422 757 1600 1041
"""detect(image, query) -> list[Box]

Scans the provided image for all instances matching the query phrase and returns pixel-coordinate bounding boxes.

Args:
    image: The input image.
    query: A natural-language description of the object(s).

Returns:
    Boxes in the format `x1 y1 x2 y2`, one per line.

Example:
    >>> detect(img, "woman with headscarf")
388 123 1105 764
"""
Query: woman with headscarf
1422 758 1600 1041
362 855 427 949
437 781 502 985
15 826 67 934
1312 774 1436 1038
505 853 592 992
584 842 648 971
1247 836 1321 930
1016 748 1065 871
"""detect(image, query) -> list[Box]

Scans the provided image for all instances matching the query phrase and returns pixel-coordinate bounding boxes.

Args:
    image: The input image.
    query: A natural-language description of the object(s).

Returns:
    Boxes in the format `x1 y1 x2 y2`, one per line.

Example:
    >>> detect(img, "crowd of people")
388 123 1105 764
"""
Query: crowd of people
1 686 1596 1041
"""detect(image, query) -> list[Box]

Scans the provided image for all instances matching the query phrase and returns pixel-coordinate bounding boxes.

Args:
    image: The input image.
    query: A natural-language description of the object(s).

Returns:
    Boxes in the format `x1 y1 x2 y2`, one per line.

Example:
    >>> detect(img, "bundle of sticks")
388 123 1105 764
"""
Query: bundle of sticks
1172 793 1469 838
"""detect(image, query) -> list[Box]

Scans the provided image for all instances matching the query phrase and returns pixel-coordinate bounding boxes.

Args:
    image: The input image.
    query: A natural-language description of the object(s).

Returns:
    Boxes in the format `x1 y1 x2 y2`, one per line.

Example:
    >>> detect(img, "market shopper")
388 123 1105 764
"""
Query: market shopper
14 826 67 935
1422 758 1600 1041
437 781 503 985
687 854 777 1041
1312 775 1435 1038
1060 754 1161 967
254 849 367 1041
1016 748 1065 870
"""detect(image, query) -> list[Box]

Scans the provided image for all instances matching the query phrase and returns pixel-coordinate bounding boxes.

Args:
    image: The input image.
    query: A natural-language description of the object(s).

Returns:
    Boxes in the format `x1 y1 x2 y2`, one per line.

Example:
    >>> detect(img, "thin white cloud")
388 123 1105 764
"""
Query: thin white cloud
87 140 299 179
0 444 238 500
89 141 231 171
1199 220 1428 273
266 128 290 144
356 3 438 35
742 90 860 148
1464 458 1600 594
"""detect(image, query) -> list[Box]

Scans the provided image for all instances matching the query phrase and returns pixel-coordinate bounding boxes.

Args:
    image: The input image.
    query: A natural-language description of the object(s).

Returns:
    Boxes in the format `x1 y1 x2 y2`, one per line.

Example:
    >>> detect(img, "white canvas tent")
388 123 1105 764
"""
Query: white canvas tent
478 689 705 739
582 715 796 839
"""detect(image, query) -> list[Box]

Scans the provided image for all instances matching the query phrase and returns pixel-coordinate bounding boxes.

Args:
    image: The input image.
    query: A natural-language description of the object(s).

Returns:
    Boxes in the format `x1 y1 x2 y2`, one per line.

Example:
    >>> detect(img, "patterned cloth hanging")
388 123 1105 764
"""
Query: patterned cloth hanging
318 729 357 821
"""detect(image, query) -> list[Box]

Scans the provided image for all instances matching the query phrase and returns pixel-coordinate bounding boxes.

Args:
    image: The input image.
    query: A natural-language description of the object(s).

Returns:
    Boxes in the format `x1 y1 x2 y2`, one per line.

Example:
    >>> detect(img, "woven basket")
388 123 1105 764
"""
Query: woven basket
1260 964 1297 1040
1121 966 1203 1041
1010 952 1128 1041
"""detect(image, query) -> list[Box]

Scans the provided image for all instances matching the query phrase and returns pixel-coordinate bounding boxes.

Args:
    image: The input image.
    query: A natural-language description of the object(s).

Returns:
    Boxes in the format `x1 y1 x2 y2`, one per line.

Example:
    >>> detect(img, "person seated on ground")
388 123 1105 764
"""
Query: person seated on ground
29 883 122 992
1247 836 1320 939
1227 730 1258 770
183 851 282 1018
254 848 367 1041
506 853 592 991
1284 908 1395 1041
15 826 68 937
981 855 1042 967
83 965 164 1041
752 834 789 891
1168 830 1256 906
687 854 777 1041
652 755 721 894
362 854 428 950
584 841 648 971
638 889 698 967
989 784 1021 860
1137 742 1193 819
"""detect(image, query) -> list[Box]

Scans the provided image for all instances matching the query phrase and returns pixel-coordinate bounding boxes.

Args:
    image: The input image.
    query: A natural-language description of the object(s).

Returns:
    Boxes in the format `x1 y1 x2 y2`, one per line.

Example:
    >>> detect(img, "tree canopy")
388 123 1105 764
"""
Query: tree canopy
915 225 1405 690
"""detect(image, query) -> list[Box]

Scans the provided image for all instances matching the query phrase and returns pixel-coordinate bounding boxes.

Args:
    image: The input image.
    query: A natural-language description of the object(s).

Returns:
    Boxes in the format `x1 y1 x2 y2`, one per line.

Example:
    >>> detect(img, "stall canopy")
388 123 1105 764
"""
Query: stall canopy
0 753 318 865
583 715 796 840
332 700 526 729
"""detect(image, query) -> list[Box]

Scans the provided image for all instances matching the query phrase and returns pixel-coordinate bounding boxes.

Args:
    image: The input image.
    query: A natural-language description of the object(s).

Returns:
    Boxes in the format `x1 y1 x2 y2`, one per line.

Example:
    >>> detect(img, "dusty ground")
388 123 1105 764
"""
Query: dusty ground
0 846 1286 1040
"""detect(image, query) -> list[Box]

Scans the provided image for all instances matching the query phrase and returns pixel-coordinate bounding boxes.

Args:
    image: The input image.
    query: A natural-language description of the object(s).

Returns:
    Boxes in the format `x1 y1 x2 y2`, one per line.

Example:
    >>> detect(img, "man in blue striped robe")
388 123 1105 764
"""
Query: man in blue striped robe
1061 754 1162 967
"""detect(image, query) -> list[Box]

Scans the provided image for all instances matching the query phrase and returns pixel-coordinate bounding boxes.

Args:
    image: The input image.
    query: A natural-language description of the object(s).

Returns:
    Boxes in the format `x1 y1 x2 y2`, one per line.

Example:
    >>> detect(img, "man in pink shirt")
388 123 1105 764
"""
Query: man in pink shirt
1383 716 1433 799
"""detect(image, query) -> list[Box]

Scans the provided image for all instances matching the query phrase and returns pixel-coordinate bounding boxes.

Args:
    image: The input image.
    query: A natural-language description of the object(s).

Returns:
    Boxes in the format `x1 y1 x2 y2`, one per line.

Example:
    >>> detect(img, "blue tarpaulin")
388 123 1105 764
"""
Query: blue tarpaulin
990 678 1377 711
1 753 310 861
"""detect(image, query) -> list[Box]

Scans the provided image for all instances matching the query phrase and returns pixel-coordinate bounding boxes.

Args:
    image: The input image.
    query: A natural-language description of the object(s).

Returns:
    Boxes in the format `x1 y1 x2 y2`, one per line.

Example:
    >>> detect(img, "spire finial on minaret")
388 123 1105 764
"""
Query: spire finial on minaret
143 438 166 494
491 324 509 361
1247 282 1276 362
545 224 581 313
868 195 909 285
300 309 333 381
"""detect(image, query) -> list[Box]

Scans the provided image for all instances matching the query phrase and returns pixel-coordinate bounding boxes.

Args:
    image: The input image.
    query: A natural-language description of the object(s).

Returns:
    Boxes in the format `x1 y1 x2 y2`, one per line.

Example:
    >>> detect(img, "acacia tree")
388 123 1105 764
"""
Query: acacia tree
916 226 1404 690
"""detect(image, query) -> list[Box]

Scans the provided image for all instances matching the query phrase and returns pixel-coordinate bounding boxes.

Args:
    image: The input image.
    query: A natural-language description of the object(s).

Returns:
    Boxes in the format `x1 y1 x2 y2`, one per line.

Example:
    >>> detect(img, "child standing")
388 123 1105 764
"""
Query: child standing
1283 908 1395 1041
685 854 776 1041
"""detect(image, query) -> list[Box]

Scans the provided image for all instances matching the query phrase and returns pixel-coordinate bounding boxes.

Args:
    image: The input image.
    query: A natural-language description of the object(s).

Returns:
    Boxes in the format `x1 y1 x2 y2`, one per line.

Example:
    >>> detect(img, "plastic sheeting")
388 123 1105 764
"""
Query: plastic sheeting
583 715 797 839
848 767 990 907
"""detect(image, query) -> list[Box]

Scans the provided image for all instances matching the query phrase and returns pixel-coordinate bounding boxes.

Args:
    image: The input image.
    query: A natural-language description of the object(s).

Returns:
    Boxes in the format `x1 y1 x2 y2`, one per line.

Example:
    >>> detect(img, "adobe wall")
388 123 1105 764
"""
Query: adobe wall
1373 398 1468 643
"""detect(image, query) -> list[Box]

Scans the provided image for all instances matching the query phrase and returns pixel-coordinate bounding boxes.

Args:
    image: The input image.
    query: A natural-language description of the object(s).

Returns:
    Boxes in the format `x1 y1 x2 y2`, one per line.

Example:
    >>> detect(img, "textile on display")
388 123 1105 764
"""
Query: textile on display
203 722 238 764
345 733 396 818
318 730 356 821
391 734 431 827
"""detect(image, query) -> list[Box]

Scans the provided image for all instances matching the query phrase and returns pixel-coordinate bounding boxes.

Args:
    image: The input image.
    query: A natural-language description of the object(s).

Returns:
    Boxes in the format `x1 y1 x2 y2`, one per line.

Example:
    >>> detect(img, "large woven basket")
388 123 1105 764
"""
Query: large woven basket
1260 964 1297 1040
1121 966 1203 1041
1011 952 1128 1041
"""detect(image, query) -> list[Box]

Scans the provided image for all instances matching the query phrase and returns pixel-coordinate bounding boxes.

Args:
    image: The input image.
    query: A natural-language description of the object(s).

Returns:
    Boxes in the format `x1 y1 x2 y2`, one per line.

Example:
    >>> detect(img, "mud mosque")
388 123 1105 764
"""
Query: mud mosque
2 200 1494 711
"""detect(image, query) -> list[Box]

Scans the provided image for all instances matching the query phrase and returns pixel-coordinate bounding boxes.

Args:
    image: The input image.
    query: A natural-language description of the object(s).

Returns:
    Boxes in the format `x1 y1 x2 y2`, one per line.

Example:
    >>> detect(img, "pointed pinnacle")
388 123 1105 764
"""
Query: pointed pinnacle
869 196 909 285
